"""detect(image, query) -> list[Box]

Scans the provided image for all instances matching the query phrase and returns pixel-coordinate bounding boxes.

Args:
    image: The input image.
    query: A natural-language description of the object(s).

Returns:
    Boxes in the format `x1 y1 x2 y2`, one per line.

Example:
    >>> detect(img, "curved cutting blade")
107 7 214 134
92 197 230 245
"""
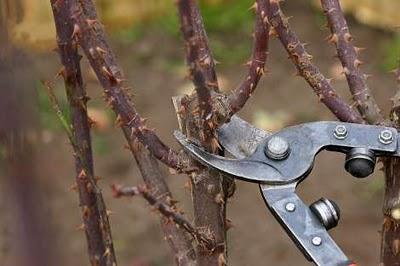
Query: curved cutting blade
174 130 285 184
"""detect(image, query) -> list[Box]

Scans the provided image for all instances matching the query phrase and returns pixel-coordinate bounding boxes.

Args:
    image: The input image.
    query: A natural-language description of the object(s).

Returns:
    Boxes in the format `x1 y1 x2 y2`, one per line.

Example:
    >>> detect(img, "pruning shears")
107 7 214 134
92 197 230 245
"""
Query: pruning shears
174 116 400 266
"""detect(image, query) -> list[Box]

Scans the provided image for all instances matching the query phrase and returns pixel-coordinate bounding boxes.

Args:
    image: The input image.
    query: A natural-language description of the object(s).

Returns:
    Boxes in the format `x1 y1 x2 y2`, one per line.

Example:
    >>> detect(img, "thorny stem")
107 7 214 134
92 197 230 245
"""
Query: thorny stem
112 184 216 251
177 1 234 265
380 158 400 266
51 3 117 265
59 1 197 264
320 0 384 125
177 0 219 152
380 66 400 265
122 130 197 266
177 0 219 93
314 1 400 264
67 0 188 172
228 0 270 114
390 67 400 127
267 1 363 123
43 81 116 266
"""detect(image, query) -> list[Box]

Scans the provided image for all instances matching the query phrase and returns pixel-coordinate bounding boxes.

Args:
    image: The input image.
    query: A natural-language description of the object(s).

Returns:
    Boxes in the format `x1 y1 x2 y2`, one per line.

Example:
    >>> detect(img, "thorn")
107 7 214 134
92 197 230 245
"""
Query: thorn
101 66 118 84
225 218 234 230
78 169 87 179
354 59 363 68
71 24 81 40
343 67 350 75
327 33 338 44
215 193 225 204
211 137 221 153
269 27 278 38
256 66 265 75
77 223 86 231
102 66 113 79
86 19 98 27
166 196 179 206
218 253 227 266
103 248 111 258
392 239 400 256
82 206 90 219
55 67 66 80
140 117 148 124
354 46 366 54
244 60 252 67
364 74 373 80
69 182 78 192
115 114 124 127
96 46 107 56
249 2 257 11
88 47 95 57
344 32 353 42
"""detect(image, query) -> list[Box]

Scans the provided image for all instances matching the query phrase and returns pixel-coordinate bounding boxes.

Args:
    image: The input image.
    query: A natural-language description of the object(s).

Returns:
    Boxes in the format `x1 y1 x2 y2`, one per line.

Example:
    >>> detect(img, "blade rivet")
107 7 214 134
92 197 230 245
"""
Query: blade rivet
334 125 348 140
265 136 290 160
285 202 296 212
312 236 322 246
379 130 393 145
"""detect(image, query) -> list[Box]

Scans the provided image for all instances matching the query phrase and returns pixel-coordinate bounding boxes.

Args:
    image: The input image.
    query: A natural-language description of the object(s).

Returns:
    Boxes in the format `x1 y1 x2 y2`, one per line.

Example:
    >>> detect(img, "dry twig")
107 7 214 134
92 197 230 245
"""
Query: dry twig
112 184 216 250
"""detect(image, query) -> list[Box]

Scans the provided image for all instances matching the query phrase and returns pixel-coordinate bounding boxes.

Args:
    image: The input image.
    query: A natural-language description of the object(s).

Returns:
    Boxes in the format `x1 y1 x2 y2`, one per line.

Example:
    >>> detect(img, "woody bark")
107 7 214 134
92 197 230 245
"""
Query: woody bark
176 1 270 265
50 1 117 265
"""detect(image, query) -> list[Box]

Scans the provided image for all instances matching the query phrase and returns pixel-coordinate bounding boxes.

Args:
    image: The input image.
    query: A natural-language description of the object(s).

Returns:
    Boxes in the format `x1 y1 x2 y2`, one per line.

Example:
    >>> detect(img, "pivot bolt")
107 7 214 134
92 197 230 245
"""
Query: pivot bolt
334 125 348 140
312 236 322 246
310 198 340 230
379 129 393 145
265 136 290 160
285 202 296 212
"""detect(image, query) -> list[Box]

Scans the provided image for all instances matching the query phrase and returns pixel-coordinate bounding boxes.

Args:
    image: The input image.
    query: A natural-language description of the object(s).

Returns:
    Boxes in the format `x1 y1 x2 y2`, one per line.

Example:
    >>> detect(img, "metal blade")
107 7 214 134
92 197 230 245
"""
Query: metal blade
174 130 285 184
218 115 271 159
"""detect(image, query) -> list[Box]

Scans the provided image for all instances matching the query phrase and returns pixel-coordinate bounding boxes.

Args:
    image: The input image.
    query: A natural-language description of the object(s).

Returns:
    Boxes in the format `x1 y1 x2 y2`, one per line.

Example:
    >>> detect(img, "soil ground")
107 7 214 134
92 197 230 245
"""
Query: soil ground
1 1 399 265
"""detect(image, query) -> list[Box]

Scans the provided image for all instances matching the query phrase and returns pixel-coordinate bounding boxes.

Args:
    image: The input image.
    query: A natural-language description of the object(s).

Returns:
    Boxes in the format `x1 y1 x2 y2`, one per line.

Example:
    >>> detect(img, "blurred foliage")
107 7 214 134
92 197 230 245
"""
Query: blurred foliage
312 0 400 30
115 0 255 65
0 144 5 161
92 134 110 156
339 0 400 30
6 0 400 50
5 0 255 64
252 109 292 132
381 34 400 71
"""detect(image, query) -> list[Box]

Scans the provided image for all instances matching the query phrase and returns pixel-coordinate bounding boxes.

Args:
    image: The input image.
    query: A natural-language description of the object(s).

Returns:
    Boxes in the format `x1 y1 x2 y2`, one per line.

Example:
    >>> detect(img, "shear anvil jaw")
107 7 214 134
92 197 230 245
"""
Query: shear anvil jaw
174 116 400 266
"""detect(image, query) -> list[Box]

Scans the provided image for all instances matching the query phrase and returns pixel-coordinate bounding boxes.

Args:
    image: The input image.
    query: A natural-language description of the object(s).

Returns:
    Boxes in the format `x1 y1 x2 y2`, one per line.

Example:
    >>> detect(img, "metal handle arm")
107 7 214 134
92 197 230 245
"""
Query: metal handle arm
260 184 352 266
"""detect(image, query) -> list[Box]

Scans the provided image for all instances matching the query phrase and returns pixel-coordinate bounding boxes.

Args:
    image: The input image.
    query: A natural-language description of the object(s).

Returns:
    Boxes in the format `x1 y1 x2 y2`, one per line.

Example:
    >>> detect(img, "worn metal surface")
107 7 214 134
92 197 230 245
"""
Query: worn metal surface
176 119 399 184
174 115 400 265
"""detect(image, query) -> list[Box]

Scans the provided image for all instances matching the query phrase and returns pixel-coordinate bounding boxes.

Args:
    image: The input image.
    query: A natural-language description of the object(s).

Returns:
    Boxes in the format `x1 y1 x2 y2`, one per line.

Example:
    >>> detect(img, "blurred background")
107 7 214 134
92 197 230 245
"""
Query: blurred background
1 0 400 265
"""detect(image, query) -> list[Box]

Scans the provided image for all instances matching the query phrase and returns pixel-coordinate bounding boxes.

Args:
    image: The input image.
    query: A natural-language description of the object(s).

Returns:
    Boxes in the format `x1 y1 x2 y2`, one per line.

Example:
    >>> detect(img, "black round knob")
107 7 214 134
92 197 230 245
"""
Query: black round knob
344 148 376 178
310 198 341 230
